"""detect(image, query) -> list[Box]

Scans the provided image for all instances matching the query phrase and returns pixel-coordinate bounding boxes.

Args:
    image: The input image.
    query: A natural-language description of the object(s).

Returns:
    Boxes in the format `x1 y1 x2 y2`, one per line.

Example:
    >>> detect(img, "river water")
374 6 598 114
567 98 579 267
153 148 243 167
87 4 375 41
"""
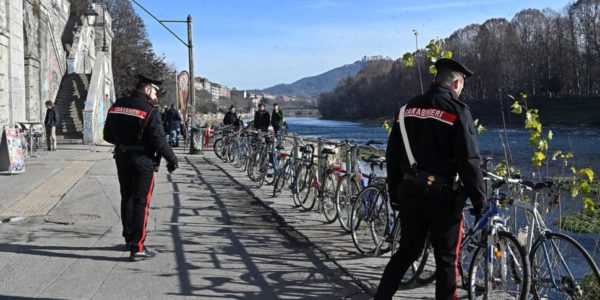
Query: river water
286 117 600 176
286 117 600 260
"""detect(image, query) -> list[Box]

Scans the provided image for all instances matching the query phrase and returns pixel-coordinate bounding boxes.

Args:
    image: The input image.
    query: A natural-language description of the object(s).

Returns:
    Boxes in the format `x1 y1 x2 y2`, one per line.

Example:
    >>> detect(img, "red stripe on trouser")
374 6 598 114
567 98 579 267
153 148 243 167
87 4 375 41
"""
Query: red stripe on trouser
137 173 155 252
453 217 464 300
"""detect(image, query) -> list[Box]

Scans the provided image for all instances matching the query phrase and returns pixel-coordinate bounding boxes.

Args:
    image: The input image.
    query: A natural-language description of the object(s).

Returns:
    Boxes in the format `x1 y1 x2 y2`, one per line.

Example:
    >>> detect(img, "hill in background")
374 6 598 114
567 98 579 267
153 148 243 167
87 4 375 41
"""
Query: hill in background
261 58 375 99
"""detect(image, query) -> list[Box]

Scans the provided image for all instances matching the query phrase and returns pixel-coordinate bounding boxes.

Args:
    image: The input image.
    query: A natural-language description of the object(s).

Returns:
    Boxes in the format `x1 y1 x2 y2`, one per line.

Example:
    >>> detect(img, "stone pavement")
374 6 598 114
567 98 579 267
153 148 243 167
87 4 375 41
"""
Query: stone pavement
0 146 365 299
0 145 456 299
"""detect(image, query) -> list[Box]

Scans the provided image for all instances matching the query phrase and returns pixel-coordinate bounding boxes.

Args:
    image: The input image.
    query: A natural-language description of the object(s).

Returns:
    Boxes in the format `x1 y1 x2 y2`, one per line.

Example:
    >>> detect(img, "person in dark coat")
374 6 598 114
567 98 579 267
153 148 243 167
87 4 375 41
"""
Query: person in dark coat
44 100 59 151
253 102 270 132
270 103 284 135
375 59 486 300
165 104 182 147
103 74 178 261
223 105 239 127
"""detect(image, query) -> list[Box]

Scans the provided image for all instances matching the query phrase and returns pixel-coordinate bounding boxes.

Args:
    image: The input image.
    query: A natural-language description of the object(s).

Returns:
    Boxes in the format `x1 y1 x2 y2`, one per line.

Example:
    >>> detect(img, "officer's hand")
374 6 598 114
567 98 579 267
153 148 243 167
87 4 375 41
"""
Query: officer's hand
167 161 178 173
167 157 178 173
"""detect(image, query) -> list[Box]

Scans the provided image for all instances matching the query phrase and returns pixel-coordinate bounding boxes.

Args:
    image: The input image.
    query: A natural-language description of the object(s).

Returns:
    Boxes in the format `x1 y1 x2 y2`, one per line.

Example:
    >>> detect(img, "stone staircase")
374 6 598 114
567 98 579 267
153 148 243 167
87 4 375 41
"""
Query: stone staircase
54 73 90 144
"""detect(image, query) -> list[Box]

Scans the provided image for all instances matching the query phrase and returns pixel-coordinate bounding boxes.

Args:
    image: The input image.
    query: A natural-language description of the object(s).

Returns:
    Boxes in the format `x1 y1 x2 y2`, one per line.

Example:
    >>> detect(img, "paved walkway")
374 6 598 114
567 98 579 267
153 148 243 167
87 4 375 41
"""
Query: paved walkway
0 146 458 299
0 147 366 299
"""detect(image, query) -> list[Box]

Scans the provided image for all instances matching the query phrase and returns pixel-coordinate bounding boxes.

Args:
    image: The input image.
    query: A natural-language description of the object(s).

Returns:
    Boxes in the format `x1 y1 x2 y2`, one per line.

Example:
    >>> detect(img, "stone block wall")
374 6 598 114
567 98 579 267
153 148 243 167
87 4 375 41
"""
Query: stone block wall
0 0 70 128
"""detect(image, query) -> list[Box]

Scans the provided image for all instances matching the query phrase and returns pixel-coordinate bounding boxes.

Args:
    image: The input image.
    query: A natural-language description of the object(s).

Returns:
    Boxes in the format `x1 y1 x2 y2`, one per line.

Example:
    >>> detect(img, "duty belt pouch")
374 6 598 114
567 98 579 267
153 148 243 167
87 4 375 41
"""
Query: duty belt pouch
413 168 452 200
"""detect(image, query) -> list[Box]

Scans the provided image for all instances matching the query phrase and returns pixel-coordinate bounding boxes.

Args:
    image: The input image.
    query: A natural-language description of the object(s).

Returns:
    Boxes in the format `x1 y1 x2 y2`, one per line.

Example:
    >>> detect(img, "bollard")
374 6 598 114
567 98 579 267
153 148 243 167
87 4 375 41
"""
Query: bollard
189 126 203 154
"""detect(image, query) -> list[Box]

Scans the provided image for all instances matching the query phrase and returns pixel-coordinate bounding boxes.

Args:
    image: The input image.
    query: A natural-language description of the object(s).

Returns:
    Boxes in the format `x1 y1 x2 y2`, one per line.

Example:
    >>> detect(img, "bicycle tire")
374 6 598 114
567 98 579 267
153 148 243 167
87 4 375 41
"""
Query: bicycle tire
350 186 389 255
255 151 269 188
227 141 236 163
467 230 530 300
264 154 277 186
321 171 338 223
295 165 316 211
213 138 223 159
389 218 430 286
416 242 436 284
335 174 360 233
530 231 600 300
273 163 288 196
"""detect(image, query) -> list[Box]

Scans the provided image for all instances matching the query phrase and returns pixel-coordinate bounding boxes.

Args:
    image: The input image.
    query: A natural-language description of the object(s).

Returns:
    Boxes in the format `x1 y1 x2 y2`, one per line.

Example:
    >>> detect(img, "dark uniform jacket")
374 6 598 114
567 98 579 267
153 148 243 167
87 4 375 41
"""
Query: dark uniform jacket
44 107 59 127
103 90 176 164
386 83 486 211
271 109 284 128
253 109 270 131
223 111 239 126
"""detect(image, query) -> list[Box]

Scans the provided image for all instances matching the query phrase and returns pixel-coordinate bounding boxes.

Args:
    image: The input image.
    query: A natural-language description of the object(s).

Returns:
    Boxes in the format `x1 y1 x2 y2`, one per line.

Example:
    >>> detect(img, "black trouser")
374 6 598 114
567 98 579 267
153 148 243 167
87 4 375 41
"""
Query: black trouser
115 151 156 253
375 187 463 300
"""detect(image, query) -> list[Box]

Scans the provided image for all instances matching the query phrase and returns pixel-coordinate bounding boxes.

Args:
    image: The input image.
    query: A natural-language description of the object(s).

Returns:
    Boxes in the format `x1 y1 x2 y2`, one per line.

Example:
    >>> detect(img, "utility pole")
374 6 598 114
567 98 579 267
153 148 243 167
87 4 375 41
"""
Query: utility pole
130 0 199 154
187 15 197 154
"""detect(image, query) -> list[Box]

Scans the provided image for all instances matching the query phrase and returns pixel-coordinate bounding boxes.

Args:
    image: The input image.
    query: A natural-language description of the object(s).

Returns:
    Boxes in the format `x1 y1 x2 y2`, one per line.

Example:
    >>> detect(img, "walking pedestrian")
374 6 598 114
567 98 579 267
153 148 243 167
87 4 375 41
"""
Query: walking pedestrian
165 104 182 147
375 59 486 300
44 100 59 151
103 74 178 261
253 102 270 132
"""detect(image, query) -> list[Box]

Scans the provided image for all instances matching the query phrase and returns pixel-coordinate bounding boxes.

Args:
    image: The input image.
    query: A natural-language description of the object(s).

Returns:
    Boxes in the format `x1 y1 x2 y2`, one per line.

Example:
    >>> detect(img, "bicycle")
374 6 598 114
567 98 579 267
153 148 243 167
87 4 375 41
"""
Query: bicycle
349 155 391 255
463 174 531 300
485 172 600 300
335 140 384 233
294 141 340 218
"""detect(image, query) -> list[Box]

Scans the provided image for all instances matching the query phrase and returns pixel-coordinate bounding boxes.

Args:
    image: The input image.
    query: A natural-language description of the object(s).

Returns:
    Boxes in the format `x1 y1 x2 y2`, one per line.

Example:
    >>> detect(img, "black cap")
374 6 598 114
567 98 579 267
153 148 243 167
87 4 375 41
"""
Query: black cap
434 58 474 78
137 74 163 91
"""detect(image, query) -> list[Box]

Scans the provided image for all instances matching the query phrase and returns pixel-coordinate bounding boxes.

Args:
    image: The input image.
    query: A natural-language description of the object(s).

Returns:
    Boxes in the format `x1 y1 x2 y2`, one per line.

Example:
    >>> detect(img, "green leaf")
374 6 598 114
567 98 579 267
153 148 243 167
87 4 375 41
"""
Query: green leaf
570 186 579 198
520 93 528 99
583 197 596 214
547 130 553 140
571 167 577 174
382 120 391 135
477 124 487 134
538 140 548 152
532 151 546 167
579 179 590 193
510 101 522 114
495 163 507 176
529 137 539 147
402 52 414 68
552 150 562 161
579 168 595 182
428 64 437 75
565 152 574 159
442 50 453 59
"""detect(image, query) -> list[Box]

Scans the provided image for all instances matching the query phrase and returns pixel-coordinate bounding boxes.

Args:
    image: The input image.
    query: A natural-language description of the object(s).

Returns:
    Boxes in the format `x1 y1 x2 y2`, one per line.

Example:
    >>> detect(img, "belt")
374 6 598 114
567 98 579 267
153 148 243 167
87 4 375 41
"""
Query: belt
401 172 416 180
117 144 145 152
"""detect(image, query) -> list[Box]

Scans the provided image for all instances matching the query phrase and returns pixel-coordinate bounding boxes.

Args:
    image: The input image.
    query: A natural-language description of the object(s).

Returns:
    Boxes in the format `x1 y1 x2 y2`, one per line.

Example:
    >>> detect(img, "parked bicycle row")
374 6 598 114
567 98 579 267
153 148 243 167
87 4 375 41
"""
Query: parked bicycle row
210 125 600 300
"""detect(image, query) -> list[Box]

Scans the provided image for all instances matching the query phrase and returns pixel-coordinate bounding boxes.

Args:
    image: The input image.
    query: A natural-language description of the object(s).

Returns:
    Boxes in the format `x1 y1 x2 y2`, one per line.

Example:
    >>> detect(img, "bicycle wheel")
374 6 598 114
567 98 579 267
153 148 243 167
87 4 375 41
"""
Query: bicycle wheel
255 151 269 188
350 186 389 255
296 165 317 211
468 231 530 300
321 171 338 223
530 231 600 300
389 219 430 286
417 242 437 284
227 141 236 163
335 174 360 233
213 138 224 159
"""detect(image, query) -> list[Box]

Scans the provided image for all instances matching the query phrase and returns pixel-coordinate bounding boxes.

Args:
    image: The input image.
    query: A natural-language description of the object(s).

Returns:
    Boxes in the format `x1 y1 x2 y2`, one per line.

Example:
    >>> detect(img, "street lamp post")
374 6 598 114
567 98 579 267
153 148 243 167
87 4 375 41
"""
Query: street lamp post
83 2 109 52
130 0 197 154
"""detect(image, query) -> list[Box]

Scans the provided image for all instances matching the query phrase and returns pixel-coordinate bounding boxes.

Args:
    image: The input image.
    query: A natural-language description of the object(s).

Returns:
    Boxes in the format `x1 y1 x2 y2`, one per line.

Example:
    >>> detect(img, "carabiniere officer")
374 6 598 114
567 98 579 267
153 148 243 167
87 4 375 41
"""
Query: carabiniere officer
103 74 178 261
375 59 486 299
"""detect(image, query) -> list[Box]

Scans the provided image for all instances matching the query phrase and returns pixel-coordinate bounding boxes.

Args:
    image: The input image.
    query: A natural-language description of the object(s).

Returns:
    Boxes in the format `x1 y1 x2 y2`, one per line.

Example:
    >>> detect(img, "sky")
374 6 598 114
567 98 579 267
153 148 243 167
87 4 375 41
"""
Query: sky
132 0 571 90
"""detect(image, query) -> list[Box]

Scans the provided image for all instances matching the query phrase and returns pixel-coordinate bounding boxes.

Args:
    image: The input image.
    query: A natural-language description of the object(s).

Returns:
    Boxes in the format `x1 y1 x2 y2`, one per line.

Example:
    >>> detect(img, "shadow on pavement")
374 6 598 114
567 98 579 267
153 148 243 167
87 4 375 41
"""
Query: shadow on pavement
160 156 364 299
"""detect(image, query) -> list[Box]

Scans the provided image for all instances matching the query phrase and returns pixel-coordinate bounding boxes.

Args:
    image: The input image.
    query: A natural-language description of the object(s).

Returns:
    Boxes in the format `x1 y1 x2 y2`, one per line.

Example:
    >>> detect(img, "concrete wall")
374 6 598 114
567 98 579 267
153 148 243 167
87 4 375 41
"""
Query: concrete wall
0 0 70 128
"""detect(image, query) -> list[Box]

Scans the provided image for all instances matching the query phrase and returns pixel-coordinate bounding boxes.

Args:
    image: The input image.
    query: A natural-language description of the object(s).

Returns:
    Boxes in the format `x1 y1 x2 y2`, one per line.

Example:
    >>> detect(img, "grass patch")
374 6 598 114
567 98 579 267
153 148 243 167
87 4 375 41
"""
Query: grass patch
580 272 600 299
557 212 600 233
